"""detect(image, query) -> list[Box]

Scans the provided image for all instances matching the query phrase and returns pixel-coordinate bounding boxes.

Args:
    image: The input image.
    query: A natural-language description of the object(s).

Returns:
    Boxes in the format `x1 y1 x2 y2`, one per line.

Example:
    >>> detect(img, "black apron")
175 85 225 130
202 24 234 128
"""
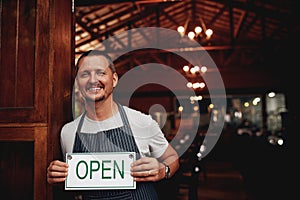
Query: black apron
72 103 159 200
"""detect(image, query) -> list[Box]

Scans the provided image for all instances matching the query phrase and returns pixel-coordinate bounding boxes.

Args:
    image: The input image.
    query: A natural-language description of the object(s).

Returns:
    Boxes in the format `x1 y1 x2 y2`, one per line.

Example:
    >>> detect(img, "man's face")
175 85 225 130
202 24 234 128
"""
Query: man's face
76 55 118 102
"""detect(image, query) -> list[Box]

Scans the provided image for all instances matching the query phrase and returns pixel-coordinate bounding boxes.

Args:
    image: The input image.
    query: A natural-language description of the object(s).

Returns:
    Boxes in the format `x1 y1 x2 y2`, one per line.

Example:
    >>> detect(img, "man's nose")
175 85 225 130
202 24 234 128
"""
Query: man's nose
89 72 98 83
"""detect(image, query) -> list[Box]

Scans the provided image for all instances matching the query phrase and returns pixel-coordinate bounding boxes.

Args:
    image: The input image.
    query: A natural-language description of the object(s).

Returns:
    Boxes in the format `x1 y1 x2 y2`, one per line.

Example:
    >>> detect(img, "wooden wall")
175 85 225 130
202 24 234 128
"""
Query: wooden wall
0 0 73 199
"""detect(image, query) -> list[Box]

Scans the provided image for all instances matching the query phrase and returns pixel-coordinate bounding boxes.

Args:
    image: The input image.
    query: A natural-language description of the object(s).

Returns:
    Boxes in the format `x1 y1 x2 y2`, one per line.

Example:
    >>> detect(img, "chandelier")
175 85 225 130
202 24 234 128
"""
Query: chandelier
183 64 207 90
177 13 213 41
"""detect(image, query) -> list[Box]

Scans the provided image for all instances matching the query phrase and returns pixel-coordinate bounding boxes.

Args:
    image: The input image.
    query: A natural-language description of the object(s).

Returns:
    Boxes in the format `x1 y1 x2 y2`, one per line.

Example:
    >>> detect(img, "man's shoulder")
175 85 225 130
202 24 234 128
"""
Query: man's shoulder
122 105 149 118
122 105 156 126
61 114 82 132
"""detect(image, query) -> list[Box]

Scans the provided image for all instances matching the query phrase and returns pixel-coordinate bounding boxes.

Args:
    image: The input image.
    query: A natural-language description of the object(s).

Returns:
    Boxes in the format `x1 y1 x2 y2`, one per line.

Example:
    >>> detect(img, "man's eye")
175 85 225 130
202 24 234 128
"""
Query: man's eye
80 72 89 77
97 70 105 75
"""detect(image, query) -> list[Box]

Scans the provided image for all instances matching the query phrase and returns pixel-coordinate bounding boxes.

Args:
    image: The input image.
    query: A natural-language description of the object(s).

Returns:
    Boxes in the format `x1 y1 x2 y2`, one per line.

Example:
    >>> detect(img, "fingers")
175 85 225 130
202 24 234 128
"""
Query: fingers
131 157 155 172
131 157 151 167
49 160 68 170
47 160 69 184
131 169 159 182
130 157 160 182
131 168 159 177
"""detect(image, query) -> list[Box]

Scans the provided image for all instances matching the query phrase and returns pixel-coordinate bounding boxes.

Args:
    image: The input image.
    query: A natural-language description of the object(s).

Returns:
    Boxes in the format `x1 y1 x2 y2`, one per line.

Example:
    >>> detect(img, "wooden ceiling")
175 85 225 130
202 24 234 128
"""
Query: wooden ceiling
74 0 299 82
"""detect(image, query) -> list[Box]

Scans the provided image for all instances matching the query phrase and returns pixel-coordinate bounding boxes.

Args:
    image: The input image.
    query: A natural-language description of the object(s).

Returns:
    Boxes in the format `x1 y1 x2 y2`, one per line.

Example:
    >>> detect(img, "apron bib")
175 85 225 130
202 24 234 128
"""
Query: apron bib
72 104 159 200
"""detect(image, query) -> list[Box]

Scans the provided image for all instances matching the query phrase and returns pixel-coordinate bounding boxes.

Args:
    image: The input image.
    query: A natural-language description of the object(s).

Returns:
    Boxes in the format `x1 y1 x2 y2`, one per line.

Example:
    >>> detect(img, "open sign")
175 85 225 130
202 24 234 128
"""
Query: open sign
65 152 136 190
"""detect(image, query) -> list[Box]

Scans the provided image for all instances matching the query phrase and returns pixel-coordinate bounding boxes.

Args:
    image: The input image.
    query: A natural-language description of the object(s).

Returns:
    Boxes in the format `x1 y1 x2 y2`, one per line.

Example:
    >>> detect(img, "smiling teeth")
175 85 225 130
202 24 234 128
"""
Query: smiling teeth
88 88 101 91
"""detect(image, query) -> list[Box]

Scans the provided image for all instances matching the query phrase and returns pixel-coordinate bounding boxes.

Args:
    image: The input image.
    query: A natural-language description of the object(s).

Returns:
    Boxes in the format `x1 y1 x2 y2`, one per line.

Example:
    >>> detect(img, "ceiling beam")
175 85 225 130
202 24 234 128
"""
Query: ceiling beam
75 0 182 7
75 44 261 54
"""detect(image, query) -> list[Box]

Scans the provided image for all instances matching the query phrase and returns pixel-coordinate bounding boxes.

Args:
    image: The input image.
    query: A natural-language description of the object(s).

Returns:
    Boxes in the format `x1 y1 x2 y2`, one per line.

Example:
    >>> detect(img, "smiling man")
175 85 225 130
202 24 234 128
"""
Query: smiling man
47 50 179 200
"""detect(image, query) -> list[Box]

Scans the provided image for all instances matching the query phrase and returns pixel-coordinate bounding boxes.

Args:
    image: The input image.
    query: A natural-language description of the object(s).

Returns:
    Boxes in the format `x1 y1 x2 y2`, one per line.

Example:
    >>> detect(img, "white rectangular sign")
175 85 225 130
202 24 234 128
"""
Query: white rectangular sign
65 152 136 190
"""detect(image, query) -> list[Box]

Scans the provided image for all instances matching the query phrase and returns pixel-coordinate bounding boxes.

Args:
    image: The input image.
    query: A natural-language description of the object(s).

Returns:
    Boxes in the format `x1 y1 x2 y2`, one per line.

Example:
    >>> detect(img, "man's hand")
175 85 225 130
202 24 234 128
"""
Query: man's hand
47 160 69 184
130 157 165 182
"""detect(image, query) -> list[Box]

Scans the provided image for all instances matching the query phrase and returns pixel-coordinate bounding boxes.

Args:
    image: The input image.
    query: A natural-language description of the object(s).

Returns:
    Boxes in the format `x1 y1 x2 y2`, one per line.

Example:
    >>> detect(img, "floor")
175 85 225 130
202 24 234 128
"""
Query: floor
173 152 289 200
177 160 256 200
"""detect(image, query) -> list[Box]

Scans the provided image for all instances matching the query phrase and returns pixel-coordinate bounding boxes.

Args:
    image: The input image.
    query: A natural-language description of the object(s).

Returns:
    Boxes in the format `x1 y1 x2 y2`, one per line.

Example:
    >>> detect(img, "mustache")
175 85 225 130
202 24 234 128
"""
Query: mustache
86 82 104 89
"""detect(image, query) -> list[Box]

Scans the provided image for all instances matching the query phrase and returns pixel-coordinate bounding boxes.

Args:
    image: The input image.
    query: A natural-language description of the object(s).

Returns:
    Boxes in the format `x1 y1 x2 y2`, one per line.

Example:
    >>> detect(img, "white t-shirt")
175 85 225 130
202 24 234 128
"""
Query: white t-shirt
60 106 169 161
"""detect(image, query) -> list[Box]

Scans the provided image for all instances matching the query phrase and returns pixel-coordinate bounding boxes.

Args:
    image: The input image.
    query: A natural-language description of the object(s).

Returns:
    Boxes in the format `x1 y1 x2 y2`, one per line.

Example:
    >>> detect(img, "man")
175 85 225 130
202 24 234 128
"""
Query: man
47 50 179 199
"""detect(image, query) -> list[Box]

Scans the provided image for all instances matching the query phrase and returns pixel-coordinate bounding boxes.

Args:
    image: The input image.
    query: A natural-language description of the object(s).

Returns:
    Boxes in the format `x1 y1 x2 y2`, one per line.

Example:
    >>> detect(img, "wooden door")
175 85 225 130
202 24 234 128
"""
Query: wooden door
0 0 73 199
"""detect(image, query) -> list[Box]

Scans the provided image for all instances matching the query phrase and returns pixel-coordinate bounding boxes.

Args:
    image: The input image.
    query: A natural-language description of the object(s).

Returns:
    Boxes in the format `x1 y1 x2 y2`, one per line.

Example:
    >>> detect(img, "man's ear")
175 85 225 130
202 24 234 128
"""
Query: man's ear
113 72 118 88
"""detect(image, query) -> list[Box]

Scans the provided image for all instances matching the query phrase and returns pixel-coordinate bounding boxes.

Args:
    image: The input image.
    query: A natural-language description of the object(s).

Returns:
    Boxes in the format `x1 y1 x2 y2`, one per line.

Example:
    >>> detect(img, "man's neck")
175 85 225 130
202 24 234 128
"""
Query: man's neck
85 99 118 121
